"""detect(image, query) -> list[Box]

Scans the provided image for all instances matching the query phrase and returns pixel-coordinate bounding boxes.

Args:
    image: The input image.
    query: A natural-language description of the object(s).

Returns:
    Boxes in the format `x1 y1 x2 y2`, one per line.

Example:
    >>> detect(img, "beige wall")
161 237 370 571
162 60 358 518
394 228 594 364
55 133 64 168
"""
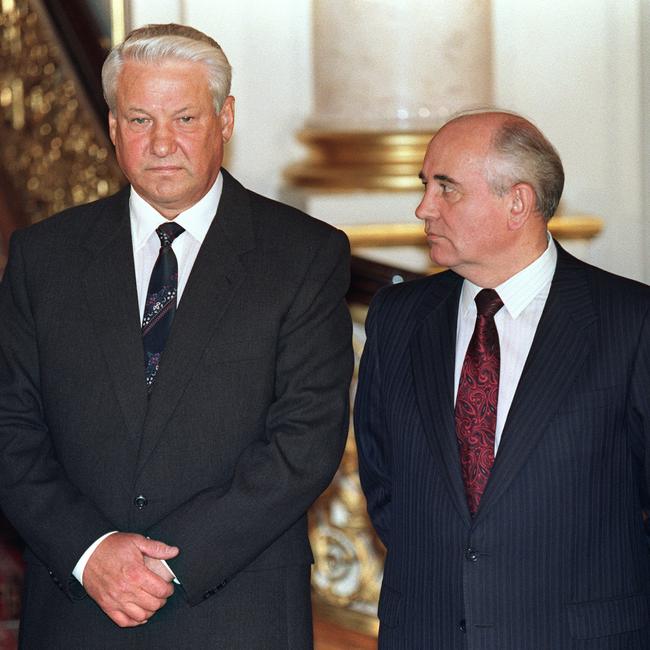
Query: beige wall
128 0 650 283
642 0 650 284
493 0 647 282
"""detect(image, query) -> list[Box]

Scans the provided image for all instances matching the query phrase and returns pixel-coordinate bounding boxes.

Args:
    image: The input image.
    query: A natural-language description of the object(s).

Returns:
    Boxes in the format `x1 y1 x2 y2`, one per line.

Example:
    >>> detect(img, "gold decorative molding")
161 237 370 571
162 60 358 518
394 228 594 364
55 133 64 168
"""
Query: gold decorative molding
314 600 379 638
342 215 604 249
310 305 384 637
110 0 127 46
0 0 123 226
285 129 432 191
546 215 603 240
309 433 384 635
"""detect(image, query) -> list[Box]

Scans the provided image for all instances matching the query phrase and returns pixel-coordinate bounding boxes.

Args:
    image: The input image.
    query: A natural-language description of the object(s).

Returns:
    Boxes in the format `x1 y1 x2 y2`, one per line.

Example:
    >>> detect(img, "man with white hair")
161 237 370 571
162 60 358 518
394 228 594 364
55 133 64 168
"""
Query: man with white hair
0 24 352 648
355 111 650 648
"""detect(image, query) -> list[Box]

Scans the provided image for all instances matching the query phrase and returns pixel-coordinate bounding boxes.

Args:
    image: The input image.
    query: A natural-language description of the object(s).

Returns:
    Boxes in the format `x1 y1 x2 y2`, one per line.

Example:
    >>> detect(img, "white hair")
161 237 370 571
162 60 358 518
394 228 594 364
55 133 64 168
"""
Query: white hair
102 23 232 114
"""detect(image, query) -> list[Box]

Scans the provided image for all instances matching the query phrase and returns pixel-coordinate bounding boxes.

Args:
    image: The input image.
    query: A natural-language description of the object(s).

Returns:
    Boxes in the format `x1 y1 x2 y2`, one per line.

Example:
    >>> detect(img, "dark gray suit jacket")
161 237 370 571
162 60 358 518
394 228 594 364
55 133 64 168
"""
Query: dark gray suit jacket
0 170 353 649
355 244 650 649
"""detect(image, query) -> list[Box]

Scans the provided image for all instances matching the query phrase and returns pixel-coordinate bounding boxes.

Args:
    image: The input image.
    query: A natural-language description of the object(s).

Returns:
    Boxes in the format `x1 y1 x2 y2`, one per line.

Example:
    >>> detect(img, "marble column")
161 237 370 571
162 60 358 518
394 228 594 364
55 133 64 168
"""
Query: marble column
310 0 492 133
284 1 492 272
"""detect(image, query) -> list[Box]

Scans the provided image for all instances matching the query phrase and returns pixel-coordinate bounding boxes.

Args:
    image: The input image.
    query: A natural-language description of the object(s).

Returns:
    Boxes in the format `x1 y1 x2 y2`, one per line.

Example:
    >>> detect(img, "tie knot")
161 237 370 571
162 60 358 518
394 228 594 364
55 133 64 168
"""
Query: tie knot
156 222 185 248
475 288 503 318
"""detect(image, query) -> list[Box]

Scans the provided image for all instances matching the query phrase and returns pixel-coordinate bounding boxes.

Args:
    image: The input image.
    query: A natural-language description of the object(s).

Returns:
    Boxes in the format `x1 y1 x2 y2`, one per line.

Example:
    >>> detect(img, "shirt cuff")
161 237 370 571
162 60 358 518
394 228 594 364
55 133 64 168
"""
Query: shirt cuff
161 559 180 584
72 531 118 585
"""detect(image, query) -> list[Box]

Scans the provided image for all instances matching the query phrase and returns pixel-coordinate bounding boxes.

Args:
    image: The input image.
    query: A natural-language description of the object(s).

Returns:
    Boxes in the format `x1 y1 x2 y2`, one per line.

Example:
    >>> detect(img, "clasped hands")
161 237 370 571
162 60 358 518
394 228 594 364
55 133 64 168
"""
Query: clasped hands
83 532 179 627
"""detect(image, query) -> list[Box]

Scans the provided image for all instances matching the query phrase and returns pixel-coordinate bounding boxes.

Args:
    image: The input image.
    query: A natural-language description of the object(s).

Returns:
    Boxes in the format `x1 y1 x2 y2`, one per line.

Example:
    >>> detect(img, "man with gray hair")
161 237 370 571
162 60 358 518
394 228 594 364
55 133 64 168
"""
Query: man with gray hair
355 111 650 648
0 23 352 648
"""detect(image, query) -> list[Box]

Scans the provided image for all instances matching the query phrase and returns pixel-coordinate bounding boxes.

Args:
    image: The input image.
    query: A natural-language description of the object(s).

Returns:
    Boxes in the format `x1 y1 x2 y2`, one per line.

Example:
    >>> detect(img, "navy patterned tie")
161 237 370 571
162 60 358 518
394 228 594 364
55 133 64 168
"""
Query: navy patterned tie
142 222 185 388
455 288 504 516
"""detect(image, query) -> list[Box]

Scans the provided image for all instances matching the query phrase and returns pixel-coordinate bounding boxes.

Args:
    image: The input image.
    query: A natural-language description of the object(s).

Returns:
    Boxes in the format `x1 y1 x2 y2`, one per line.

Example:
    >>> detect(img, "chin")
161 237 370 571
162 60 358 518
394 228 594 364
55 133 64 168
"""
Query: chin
428 245 452 268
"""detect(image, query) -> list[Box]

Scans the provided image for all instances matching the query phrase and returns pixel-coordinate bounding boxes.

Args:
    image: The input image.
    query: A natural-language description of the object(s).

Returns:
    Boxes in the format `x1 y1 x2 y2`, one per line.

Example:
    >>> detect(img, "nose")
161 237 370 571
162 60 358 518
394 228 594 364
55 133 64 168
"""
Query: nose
415 187 439 221
150 123 177 158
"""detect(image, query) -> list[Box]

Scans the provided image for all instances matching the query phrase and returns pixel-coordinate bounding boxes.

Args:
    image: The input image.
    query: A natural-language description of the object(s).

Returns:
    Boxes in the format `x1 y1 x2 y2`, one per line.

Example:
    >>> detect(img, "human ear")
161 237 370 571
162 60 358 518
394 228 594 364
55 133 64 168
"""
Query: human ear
219 96 235 143
108 111 117 145
507 183 535 230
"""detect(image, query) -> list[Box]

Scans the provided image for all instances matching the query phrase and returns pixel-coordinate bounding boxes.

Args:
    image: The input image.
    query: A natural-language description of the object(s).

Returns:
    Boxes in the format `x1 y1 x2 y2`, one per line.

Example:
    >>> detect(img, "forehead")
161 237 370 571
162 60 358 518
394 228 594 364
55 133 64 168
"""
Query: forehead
422 119 493 179
116 59 211 104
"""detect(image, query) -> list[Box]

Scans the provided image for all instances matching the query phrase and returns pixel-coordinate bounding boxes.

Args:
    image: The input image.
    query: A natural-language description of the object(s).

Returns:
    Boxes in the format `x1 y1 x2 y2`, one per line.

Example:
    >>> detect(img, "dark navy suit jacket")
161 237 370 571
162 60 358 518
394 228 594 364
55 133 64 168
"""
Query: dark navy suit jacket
355 244 650 649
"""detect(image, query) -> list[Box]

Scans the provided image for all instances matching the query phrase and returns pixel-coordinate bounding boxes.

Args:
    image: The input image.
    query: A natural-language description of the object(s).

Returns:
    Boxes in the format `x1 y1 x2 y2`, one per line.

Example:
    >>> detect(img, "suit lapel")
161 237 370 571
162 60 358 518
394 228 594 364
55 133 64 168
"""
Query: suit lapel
476 245 597 521
410 272 472 525
135 170 255 475
81 188 148 444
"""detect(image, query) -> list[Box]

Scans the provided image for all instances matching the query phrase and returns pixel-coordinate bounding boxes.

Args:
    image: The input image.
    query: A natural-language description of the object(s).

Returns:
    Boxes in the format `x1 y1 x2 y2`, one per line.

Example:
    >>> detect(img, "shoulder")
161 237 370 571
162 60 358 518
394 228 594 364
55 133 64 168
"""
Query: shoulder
4 188 128 292
556 245 650 311
249 190 335 238
251 190 348 258
10 187 128 249
220 170 350 281
587 265 650 300
222 169 348 267
366 270 460 335
371 270 459 315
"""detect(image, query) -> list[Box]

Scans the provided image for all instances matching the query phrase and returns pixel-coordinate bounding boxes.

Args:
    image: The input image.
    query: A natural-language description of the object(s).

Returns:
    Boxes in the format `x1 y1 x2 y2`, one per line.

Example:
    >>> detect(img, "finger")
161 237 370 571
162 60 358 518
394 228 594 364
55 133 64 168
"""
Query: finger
135 568 175 599
100 568 170 609
103 565 173 601
113 557 173 598
144 557 175 582
122 600 159 623
125 587 169 614
109 609 149 628
101 587 167 625
134 536 179 560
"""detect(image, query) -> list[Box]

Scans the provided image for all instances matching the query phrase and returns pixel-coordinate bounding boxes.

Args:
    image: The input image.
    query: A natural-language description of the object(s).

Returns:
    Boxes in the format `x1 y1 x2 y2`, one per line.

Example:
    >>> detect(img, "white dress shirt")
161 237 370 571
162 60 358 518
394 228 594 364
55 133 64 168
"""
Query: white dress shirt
72 173 223 585
454 235 557 453
131 172 223 318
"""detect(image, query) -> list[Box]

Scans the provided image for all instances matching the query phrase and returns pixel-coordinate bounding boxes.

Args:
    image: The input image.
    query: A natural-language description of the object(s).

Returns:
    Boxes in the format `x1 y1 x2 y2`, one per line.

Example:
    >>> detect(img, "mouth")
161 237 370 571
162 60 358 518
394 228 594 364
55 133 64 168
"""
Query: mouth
147 166 184 174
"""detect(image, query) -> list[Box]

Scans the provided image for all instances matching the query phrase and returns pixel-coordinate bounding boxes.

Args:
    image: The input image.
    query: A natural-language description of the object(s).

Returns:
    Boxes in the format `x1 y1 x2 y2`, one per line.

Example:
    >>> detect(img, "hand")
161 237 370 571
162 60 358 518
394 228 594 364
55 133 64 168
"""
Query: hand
144 555 175 582
83 532 179 627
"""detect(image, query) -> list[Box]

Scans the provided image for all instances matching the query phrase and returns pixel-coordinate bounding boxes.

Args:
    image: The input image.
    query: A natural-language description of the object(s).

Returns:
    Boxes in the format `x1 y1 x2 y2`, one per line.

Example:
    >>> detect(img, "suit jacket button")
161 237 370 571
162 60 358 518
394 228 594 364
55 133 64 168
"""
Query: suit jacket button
134 495 148 509
465 548 479 562
459 619 467 633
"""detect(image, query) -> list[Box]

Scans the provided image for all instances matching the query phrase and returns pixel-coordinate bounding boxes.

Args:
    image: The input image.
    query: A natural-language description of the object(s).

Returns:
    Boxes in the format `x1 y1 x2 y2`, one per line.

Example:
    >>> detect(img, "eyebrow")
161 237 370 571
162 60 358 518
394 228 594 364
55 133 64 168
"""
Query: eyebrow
125 106 197 114
418 171 459 185
433 174 458 185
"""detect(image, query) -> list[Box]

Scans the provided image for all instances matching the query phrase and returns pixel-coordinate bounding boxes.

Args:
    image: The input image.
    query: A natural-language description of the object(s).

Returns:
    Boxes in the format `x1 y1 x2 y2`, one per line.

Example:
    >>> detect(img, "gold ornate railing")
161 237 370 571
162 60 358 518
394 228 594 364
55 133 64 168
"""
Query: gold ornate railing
0 0 122 231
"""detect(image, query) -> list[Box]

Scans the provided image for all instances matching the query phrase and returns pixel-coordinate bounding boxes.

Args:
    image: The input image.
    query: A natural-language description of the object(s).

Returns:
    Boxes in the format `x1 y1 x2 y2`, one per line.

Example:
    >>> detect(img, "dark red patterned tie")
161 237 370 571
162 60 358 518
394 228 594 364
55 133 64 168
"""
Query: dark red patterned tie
455 288 504 516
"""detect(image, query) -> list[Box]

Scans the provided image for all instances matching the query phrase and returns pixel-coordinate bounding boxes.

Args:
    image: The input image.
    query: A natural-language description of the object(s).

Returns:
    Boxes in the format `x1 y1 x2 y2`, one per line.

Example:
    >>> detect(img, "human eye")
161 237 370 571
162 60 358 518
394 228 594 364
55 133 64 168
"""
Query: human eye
434 178 462 203
178 115 195 125
127 116 150 129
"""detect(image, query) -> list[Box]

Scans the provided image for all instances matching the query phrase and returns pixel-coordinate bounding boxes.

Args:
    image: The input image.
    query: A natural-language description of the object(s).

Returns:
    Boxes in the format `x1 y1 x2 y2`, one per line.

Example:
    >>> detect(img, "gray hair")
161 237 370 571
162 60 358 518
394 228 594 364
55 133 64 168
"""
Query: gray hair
487 117 564 221
102 23 232 114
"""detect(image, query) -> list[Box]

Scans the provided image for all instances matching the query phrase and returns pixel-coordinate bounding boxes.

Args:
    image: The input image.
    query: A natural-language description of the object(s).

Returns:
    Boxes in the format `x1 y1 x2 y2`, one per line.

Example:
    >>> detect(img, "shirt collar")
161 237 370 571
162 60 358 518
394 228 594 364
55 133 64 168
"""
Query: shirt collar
460 234 557 319
130 172 223 251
